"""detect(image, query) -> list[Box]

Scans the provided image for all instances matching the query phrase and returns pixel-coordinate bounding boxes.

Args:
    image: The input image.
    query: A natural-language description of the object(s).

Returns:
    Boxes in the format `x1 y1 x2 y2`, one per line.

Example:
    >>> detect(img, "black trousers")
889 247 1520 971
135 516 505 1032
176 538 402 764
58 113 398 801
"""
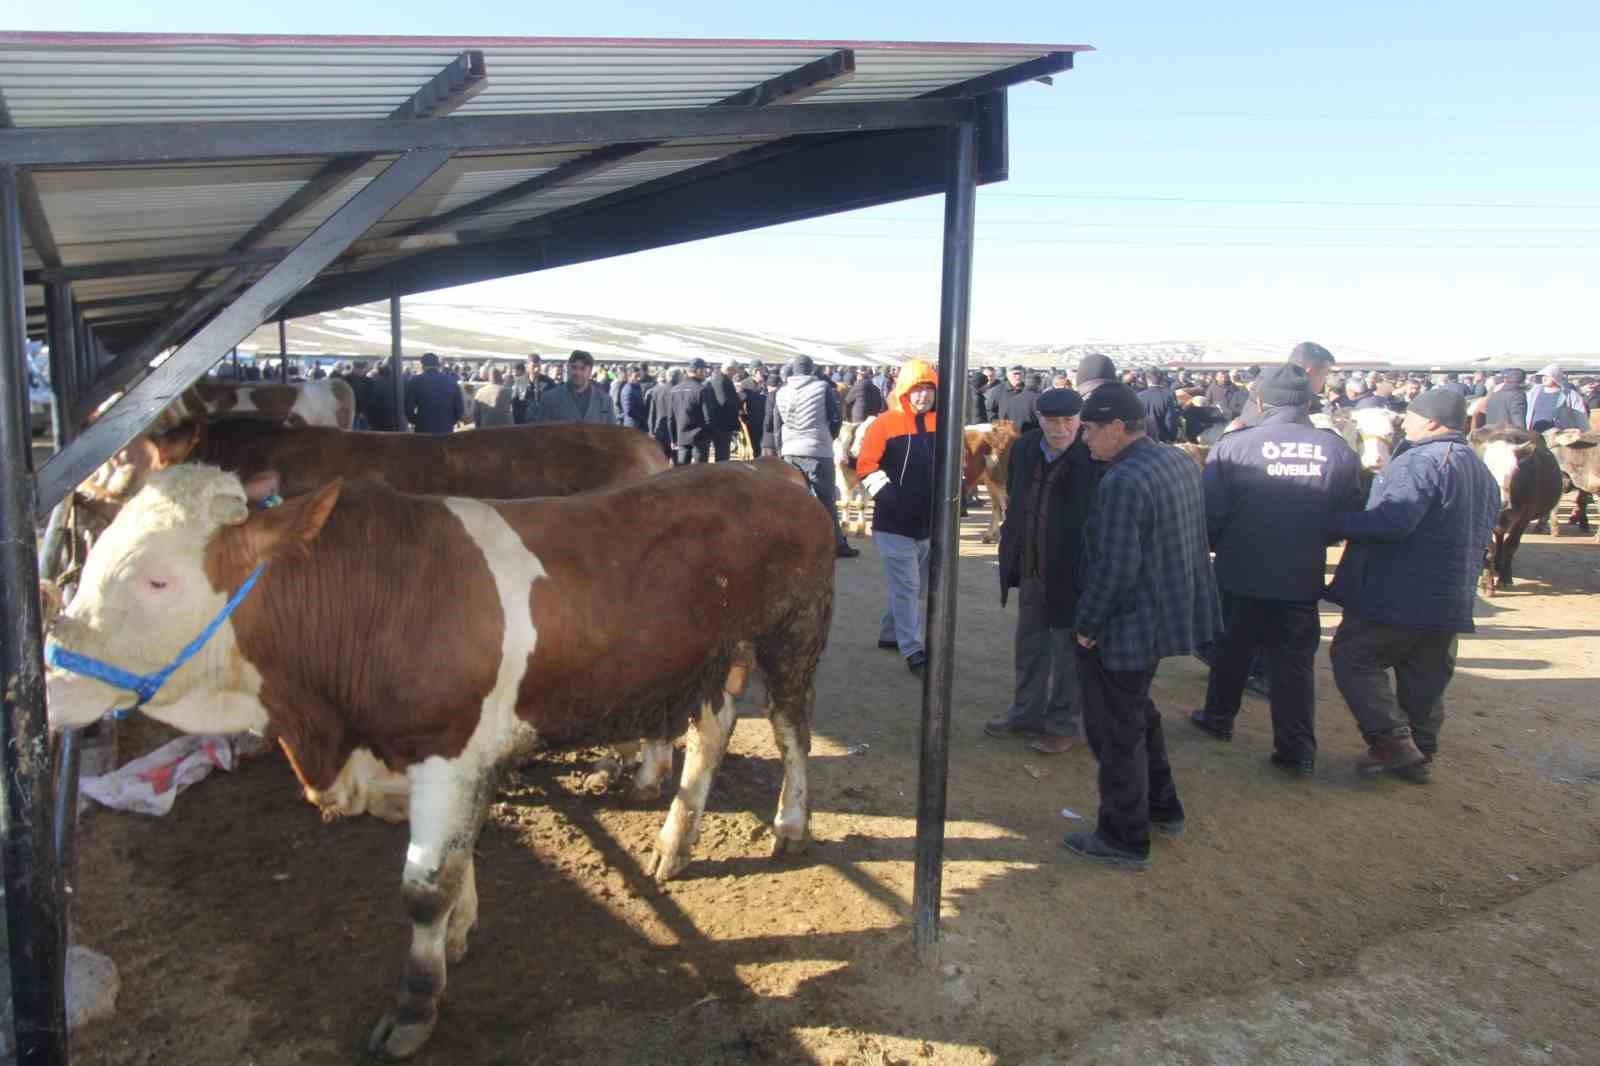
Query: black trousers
675 438 711 466
710 430 734 462
1203 595 1321 761
1329 612 1455 756
1076 645 1183 857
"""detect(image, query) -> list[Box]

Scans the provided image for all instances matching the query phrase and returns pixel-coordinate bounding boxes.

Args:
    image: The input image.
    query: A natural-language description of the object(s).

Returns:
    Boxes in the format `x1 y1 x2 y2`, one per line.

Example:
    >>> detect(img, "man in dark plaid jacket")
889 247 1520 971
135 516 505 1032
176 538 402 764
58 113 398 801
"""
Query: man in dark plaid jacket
1067 382 1222 870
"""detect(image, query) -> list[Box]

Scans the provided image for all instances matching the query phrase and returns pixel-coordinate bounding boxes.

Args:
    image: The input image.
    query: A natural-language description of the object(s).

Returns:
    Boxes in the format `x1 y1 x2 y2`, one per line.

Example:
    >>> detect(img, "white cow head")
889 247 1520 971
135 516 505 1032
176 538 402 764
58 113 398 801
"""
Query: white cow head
1480 439 1535 515
1350 408 1402 474
46 465 339 731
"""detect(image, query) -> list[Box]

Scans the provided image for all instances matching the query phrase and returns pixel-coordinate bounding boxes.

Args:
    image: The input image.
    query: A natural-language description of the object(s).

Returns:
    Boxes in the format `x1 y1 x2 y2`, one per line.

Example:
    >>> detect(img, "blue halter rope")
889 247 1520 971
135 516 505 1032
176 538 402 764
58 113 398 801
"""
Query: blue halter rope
45 562 267 721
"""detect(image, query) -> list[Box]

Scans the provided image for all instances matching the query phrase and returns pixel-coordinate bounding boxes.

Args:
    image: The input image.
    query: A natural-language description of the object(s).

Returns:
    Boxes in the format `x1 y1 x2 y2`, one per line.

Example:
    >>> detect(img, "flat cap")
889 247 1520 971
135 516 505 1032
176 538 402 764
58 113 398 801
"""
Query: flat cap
1037 387 1084 417
1079 381 1145 424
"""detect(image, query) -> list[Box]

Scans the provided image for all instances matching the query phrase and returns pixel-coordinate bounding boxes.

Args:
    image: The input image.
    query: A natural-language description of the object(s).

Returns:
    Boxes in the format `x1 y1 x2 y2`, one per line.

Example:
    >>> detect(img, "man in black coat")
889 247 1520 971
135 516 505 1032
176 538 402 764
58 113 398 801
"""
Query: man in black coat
644 370 676 460
337 360 379 430
1188 364 1364 774
1483 369 1529 428
1137 369 1180 443
701 359 744 461
739 373 767 456
366 364 404 432
671 358 714 464
511 353 556 424
845 370 887 424
617 365 648 431
989 388 1104 754
404 352 464 434
995 365 1042 432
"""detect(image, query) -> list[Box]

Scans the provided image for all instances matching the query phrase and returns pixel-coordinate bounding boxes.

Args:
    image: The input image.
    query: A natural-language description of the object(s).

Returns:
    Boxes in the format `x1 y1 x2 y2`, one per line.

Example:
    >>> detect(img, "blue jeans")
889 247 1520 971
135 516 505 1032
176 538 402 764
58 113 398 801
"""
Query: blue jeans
875 531 930 659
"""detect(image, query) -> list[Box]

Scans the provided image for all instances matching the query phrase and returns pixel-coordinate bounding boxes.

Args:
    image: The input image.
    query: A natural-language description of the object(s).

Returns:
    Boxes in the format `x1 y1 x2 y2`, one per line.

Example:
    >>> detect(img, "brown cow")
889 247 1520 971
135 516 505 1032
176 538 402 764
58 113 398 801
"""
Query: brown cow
155 378 356 432
1470 426 1564 593
1174 442 1210 469
102 420 669 509
46 459 834 1058
962 421 1022 544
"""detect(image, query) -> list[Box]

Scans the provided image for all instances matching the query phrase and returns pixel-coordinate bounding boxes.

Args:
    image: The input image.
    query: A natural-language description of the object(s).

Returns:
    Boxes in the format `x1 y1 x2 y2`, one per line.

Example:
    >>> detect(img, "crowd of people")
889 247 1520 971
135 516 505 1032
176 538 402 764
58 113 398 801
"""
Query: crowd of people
242 343 1587 873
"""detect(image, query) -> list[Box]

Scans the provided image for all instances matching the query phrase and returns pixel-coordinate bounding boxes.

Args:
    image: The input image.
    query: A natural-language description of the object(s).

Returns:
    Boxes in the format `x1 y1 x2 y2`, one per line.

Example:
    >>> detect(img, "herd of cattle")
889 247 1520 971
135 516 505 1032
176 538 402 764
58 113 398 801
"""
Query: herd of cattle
45 378 833 1058
37 375 1600 1057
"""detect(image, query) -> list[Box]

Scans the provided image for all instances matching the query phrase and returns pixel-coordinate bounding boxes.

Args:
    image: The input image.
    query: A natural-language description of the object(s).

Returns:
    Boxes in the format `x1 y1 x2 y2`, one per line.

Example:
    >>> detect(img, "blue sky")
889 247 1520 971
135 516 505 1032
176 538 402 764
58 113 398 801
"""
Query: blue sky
12 1 1600 359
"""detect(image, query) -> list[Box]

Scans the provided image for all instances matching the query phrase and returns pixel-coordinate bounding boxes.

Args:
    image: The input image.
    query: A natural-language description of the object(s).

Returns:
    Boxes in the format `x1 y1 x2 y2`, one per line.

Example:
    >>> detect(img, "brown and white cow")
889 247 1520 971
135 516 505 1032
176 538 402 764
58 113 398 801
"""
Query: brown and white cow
1470 426 1564 593
46 459 834 1059
72 420 674 812
81 420 669 518
1543 428 1600 540
155 378 356 432
833 416 877 537
962 421 1022 544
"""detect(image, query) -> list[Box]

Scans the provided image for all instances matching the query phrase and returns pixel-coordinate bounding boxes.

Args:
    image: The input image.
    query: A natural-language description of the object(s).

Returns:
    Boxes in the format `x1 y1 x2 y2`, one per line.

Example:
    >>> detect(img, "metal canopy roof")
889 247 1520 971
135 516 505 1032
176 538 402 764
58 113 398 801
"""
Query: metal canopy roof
4 32 1088 339
2 31 1089 512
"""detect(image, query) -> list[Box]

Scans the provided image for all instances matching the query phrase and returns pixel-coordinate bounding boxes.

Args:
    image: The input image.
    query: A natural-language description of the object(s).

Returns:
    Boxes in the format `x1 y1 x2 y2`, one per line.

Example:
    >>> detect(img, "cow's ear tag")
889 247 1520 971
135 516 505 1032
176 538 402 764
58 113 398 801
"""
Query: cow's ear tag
255 494 284 510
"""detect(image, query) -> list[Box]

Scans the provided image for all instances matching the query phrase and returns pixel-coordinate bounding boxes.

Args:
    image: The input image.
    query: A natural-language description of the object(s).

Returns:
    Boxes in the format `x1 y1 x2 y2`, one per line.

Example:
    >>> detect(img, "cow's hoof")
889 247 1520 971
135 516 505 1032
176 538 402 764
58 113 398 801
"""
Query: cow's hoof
368 1011 436 1060
651 846 691 884
771 832 810 858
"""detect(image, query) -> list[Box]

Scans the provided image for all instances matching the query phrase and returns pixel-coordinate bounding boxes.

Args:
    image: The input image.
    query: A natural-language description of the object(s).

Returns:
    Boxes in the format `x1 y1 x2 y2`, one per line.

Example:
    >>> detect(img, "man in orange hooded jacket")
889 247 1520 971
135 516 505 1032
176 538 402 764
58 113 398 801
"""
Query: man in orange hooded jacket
856 360 939 677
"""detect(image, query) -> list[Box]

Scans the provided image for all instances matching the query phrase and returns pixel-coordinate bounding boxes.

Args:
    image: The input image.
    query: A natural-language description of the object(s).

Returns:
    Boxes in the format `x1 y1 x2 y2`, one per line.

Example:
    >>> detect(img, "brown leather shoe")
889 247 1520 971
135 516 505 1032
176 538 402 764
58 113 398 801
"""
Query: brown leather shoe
1027 735 1077 755
1356 734 1427 776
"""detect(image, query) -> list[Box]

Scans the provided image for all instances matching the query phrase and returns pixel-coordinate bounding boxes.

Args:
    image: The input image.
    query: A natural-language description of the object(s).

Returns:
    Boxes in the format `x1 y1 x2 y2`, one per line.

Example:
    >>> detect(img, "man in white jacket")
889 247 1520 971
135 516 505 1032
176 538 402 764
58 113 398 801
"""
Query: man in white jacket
775 356 858 559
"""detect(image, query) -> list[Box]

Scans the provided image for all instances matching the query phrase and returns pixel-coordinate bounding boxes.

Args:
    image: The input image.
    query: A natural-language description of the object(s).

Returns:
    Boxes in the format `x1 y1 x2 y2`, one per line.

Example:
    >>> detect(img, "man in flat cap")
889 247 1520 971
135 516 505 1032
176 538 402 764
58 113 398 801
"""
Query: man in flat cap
1326 388 1499 783
989 388 1104 754
1189 363 1363 775
1066 383 1221 869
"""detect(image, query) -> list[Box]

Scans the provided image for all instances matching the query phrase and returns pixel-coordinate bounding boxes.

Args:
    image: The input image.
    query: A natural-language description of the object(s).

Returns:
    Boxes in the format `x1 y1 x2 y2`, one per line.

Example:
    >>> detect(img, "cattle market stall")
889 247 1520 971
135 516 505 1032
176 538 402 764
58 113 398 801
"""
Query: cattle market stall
0 32 1089 1064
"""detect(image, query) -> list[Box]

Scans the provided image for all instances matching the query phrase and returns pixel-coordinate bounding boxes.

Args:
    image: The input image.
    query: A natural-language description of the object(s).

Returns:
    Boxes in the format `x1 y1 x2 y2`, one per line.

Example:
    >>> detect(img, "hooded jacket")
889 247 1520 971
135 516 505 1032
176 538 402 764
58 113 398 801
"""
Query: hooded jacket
1525 365 1588 431
857 359 939 540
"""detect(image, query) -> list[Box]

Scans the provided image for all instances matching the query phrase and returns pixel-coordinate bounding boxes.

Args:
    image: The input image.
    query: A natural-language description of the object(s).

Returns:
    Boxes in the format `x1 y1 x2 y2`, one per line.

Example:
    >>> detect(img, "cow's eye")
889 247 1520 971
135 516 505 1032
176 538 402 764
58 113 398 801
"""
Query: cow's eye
148 578 168 591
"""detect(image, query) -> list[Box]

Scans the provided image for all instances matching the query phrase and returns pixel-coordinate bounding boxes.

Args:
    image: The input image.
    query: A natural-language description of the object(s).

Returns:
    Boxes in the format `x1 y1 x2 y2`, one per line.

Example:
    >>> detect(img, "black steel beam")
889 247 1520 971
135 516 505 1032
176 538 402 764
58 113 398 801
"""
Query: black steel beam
395 49 854 237
0 164 70 1066
44 282 76 443
0 98 972 167
35 146 452 511
389 290 404 420
924 51 1075 99
280 119 1002 321
0 90 62 270
913 121 977 960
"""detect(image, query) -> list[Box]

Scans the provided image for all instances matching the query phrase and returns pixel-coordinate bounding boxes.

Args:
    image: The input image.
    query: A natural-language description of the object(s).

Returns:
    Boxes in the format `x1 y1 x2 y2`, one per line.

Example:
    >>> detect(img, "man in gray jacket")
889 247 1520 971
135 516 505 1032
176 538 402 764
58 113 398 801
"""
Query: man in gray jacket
775 355 857 559
537 350 615 425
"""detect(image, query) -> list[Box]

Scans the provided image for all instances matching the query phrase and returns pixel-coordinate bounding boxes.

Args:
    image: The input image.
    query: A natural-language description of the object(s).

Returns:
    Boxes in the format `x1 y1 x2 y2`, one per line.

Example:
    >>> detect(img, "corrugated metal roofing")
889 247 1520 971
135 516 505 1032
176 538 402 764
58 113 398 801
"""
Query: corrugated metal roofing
4 32 1089 329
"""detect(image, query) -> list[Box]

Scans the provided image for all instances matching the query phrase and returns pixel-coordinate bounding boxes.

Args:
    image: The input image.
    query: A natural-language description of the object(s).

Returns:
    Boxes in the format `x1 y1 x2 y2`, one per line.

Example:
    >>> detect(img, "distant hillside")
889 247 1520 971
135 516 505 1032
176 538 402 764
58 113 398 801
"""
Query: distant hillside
237 302 1474 371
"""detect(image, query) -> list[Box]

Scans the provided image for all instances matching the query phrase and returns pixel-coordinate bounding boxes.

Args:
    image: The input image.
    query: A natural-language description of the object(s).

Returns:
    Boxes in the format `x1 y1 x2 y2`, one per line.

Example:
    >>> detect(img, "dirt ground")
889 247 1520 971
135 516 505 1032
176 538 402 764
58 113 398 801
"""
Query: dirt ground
63 502 1600 1066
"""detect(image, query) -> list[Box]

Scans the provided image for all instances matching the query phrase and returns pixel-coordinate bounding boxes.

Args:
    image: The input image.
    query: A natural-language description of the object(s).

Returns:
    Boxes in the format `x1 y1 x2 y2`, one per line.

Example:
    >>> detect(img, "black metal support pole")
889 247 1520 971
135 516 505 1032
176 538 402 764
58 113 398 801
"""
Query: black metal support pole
0 165 70 1066
912 120 976 961
389 289 405 425
44 283 76 448
278 318 288 383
